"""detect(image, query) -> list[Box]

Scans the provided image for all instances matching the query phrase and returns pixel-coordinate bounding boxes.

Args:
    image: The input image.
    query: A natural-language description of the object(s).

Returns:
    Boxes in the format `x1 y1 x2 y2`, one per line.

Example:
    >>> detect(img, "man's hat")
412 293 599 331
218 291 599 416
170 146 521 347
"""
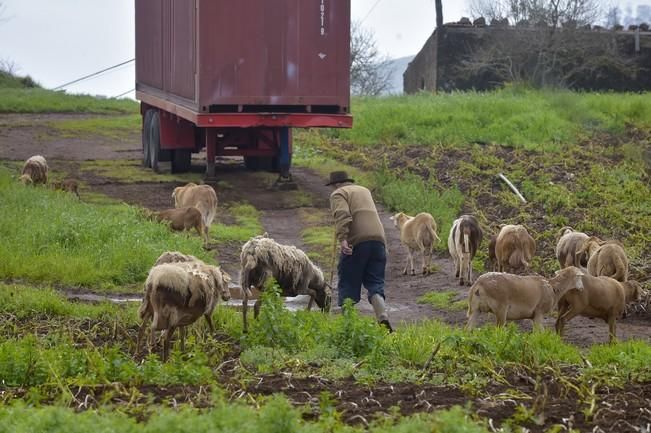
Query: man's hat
325 171 355 186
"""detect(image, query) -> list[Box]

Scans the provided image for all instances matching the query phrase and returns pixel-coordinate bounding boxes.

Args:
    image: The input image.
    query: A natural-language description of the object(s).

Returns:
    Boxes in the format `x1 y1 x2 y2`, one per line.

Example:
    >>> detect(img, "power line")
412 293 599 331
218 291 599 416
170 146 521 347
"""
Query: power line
113 88 135 99
53 58 135 91
360 0 384 23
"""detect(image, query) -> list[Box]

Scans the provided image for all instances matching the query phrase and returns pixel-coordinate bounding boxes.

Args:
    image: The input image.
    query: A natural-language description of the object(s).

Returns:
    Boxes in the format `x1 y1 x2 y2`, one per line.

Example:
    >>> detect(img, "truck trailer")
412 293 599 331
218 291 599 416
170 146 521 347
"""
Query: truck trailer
135 0 353 180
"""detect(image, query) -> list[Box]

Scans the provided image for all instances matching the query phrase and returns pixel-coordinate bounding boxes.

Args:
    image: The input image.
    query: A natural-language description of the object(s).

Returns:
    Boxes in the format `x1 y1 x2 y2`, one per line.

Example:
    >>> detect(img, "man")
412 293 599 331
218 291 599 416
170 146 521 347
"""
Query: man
327 170 393 332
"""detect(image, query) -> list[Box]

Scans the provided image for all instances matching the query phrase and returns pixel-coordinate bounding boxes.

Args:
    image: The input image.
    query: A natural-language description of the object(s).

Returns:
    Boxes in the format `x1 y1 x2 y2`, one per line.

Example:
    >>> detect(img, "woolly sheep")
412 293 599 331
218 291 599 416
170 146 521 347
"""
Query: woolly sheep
19 155 48 185
578 236 629 282
391 212 441 276
494 224 536 273
239 234 330 332
555 227 589 269
172 183 218 244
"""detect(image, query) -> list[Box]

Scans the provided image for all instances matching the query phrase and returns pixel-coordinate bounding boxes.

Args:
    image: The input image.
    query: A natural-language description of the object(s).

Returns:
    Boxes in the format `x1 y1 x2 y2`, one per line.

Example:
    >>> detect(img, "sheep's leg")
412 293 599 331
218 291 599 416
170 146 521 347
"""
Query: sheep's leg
136 321 149 353
253 299 262 319
180 327 187 353
459 255 467 286
405 249 415 276
163 326 176 362
306 297 314 311
608 315 617 343
453 256 460 278
204 313 215 334
532 311 545 331
242 291 249 334
466 257 473 287
494 306 508 327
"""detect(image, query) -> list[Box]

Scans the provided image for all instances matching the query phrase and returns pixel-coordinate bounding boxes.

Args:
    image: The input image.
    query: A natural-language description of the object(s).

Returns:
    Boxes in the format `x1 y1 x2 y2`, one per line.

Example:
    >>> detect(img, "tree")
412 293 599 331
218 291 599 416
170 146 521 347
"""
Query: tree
350 21 392 96
469 0 602 27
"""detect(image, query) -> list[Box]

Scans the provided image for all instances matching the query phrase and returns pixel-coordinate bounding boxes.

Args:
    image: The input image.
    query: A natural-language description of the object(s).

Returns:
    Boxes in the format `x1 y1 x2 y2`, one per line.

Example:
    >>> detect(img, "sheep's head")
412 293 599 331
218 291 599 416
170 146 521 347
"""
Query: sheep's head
578 236 603 258
622 281 643 304
206 266 231 302
389 212 408 228
19 174 33 185
312 283 331 313
551 266 584 296
557 226 574 241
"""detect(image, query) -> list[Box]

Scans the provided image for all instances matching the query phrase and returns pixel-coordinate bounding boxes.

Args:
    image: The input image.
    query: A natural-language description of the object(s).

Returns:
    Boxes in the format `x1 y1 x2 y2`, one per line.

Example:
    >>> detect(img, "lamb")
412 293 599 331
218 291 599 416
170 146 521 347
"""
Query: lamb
466 266 584 330
136 261 231 361
577 236 629 282
556 277 643 342
150 207 207 245
172 183 218 244
239 234 330 332
391 212 441 276
494 224 536 273
448 215 483 286
50 178 80 199
555 226 588 269
19 155 48 185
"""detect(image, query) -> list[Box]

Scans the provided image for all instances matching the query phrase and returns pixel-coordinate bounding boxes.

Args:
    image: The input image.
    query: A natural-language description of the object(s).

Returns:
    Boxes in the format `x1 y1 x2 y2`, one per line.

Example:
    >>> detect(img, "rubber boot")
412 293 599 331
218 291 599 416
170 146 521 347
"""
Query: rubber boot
370 294 393 333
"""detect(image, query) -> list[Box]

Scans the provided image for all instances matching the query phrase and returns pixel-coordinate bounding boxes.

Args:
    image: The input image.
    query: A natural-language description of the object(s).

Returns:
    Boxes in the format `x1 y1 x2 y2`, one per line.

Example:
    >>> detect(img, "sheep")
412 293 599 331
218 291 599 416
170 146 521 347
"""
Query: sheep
555 227 588 269
136 261 231 360
50 178 80 199
149 207 207 245
154 251 202 266
556 277 643 342
577 236 629 282
494 224 536 273
391 212 441 276
466 266 584 330
448 215 483 286
487 235 498 271
172 183 218 244
239 234 330 332
19 155 48 185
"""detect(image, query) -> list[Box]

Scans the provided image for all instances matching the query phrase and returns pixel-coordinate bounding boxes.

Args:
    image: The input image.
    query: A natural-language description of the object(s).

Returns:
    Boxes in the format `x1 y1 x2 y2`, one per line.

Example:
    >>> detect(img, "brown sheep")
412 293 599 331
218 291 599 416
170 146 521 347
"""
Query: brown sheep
578 237 629 282
448 215 483 286
19 155 48 185
136 261 231 361
391 212 441 276
466 266 584 330
50 178 80 199
150 207 207 245
172 183 218 243
555 226 588 269
495 224 536 273
487 234 498 272
556 276 643 342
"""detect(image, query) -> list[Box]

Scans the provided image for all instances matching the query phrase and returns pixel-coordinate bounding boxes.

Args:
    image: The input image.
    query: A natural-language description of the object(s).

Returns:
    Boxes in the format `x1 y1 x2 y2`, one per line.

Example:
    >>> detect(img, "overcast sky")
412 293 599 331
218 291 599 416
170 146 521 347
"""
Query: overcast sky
0 0 648 98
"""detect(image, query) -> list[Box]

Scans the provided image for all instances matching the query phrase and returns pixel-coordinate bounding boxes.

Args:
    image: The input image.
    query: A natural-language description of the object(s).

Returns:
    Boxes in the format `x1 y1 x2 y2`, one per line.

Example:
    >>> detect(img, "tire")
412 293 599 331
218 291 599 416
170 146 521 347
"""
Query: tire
171 149 192 173
142 110 154 168
149 111 160 172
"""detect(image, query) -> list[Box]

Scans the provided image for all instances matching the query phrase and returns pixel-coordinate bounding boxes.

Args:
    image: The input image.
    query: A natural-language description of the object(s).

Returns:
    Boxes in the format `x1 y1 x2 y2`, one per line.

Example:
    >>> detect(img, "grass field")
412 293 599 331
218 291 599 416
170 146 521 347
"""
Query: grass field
1 80 650 431
0 87 138 114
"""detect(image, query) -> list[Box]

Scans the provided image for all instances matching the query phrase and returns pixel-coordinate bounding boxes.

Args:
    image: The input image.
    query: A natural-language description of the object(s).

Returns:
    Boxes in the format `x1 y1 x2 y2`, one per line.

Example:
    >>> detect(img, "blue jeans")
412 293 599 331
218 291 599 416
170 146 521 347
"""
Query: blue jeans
337 240 386 306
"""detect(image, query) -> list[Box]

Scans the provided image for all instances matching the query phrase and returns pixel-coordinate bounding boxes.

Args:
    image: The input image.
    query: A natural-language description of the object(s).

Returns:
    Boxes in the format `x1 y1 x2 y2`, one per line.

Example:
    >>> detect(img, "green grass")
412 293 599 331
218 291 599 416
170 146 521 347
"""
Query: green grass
0 87 138 114
418 291 467 311
324 88 651 151
0 70 39 89
49 114 141 140
0 167 212 291
211 203 264 243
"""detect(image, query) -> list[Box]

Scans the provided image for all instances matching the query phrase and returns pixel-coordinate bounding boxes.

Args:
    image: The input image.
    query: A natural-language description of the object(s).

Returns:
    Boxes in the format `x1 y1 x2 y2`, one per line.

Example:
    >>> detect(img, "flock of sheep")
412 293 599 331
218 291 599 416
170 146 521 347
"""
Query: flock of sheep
392 211 644 342
17 155 647 360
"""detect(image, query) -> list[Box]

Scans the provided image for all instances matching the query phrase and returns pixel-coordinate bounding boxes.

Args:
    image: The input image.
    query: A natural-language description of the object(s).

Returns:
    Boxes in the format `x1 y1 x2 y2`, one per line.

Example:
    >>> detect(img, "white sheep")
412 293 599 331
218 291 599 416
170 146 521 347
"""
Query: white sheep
554 226 589 269
239 234 330 332
391 212 441 276
19 155 48 185
137 261 231 360
448 215 483 286
556 277 643 342
466 267 584 330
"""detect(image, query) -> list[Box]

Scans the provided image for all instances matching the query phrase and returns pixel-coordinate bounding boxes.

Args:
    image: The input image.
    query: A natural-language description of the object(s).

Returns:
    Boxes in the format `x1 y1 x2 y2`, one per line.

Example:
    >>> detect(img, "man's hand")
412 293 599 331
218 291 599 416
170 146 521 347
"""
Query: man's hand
340 240 353 255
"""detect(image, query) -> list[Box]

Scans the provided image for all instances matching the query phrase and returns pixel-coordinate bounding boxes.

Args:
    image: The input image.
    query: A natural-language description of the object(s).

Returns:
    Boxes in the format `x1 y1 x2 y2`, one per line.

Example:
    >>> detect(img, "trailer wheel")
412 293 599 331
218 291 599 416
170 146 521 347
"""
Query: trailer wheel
149 111 160 172
171 150 192 173
142 110 154 168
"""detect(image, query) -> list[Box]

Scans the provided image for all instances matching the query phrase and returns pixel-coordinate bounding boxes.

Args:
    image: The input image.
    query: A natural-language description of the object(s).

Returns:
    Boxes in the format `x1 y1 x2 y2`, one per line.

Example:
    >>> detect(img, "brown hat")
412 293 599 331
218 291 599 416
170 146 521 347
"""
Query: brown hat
325 171 355 186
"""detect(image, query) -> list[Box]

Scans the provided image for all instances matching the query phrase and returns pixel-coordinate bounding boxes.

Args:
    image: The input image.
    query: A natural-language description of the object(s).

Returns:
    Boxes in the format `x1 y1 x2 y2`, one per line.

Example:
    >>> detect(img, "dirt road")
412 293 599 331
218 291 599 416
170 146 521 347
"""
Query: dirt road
2 113 649 346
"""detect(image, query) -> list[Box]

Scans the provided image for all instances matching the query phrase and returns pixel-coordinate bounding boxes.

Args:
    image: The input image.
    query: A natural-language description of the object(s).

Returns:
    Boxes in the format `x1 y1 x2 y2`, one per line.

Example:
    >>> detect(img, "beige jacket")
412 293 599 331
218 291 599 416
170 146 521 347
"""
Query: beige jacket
330 184 386 246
